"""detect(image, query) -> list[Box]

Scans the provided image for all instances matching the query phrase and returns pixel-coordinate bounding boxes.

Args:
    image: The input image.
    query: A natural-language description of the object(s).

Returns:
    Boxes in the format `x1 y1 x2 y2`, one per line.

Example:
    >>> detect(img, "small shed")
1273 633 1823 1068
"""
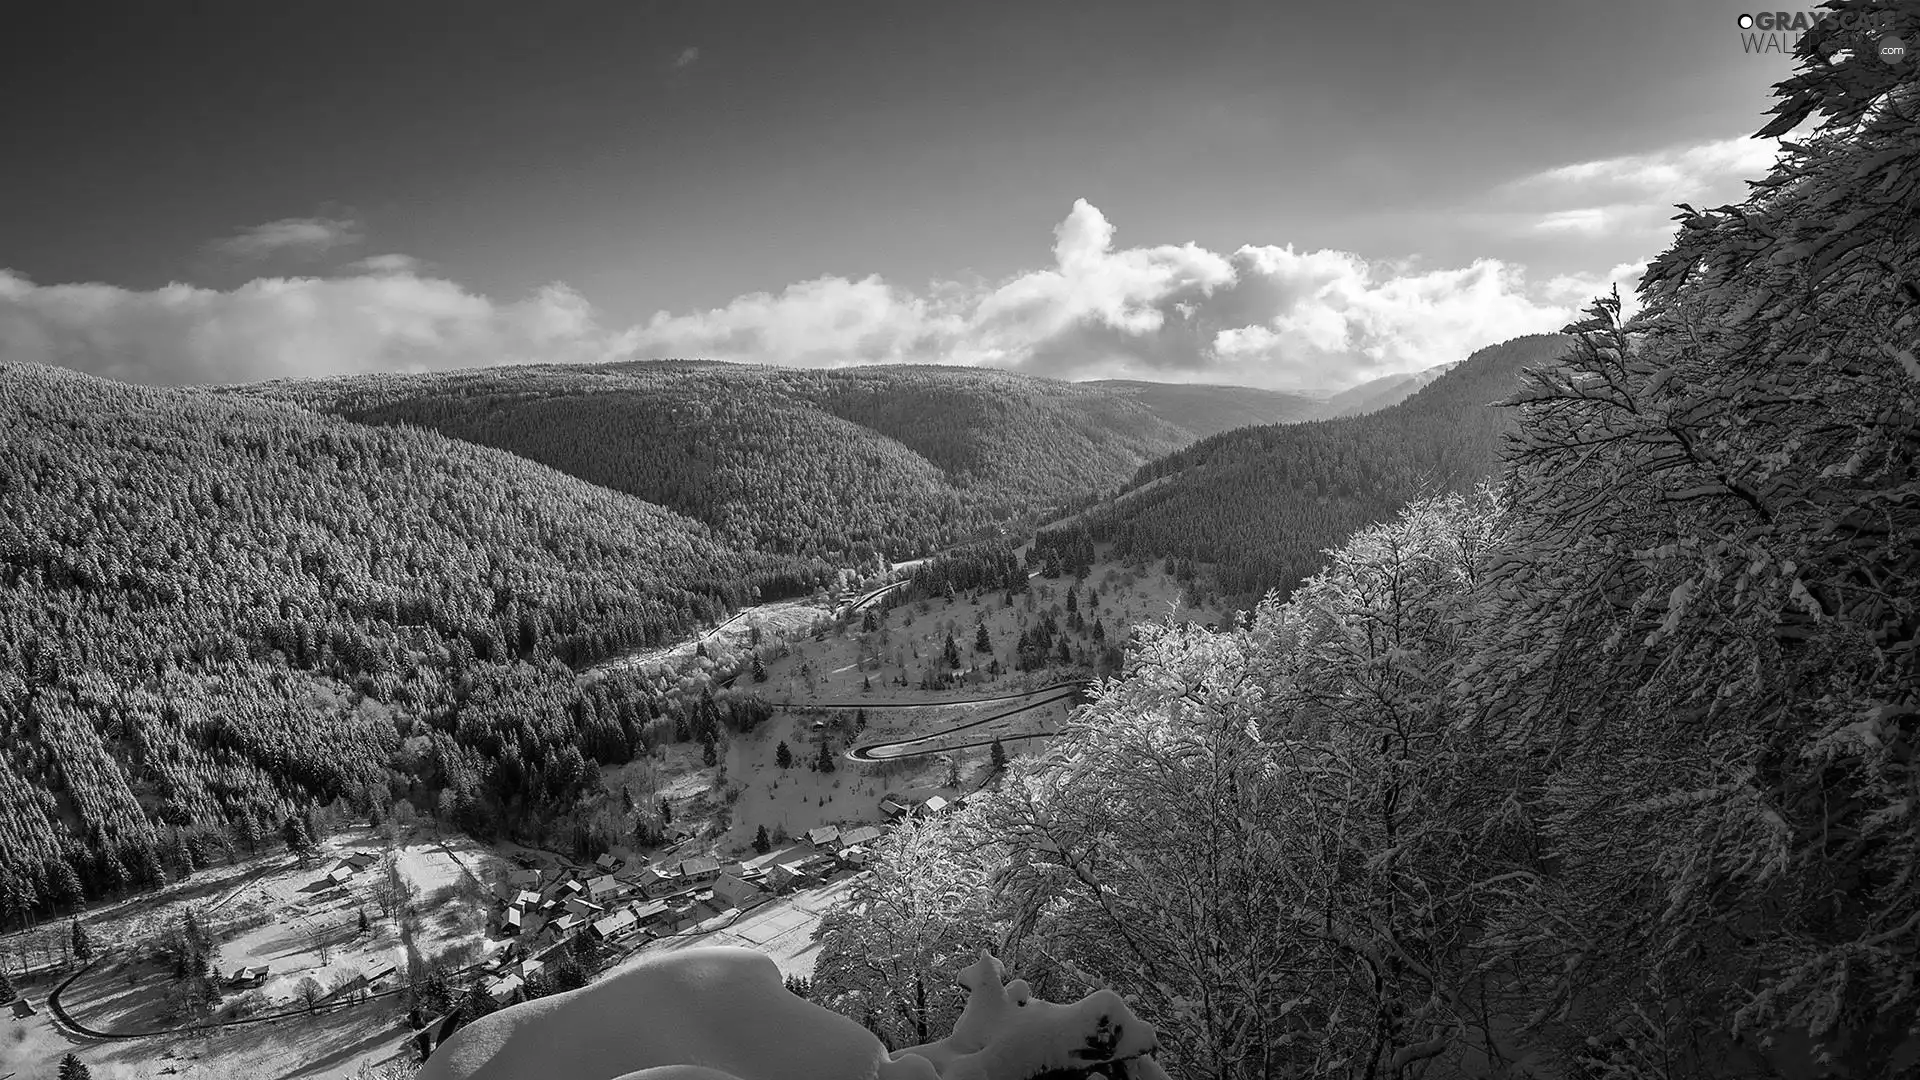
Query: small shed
501 906 523 935
326 866 354 886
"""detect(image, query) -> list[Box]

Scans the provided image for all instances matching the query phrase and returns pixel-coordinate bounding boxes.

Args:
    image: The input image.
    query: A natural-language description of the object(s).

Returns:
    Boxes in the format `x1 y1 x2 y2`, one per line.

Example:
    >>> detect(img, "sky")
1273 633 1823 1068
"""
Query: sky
0 1 1826 391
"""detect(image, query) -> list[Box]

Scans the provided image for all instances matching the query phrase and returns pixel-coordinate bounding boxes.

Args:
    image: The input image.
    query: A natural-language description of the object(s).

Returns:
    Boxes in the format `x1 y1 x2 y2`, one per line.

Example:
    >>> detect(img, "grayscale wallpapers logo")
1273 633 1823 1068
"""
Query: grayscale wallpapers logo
1736 11 1907 62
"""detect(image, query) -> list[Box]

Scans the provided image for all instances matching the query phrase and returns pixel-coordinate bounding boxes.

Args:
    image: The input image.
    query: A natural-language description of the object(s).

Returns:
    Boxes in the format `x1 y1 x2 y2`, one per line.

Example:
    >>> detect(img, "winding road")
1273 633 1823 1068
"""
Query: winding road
844 680 1089 762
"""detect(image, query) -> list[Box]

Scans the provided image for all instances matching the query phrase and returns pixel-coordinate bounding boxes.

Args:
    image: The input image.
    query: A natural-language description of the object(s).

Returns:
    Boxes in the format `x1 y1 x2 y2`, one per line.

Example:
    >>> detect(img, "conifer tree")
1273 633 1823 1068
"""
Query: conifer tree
71 917 93 961
816 740 837 774
0 967 14 1003
974 623 991 653
753 825 772 855
59 1052 92 1080
990 739 1007 773
776 741 793 769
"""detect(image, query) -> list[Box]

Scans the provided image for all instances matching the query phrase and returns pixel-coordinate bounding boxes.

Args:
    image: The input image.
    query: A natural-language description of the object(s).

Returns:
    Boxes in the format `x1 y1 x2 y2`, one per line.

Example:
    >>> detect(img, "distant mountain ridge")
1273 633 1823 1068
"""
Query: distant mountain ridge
1322 360 1462 417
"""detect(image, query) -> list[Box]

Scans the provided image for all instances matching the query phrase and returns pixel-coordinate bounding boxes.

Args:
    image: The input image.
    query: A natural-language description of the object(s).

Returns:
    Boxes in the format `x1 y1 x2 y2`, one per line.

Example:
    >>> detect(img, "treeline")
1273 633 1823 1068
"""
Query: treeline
899 540 1029 602
813 38 1920 1076
1085 333 1572 601
244 362 1218 563
0 366 810 924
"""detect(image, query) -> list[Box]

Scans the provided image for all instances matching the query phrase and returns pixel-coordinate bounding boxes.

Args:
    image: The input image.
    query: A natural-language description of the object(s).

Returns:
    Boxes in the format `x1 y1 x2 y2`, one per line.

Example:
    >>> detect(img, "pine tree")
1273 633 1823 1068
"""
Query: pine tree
282 815 314 860
71 918 93 961
59 1052 92 1080
659 798 672 826
776 741 793 769
855 708 867 732
753 825 772 855
701 736 718 768
751 654 768 682
1091 618 1105 642
0 967 14 1003
943 634 962 671
974 623 991 653
990 739 1008 773
358 907 371 935
816 740 837 774
1056 638 1072 665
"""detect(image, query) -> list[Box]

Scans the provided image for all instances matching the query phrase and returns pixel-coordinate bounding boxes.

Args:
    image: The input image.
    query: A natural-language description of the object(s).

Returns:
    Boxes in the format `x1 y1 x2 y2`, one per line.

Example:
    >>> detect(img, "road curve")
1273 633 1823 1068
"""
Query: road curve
846 683 1088 762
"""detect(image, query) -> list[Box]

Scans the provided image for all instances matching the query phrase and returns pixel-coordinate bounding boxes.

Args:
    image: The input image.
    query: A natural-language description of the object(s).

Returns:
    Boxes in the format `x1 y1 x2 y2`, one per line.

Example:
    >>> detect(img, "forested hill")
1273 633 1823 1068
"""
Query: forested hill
1072 333 1571 599
241 363 1316 562
1081 379 1323 437
0 362 821 918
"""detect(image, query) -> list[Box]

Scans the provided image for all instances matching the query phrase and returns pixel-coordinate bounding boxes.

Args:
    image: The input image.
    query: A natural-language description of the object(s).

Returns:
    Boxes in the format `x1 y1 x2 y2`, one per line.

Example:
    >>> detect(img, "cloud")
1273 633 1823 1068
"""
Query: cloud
0 270 614 386
4 200 1648 391
1502 136 1782 238
672 46 700 69
621 199 1587 389
210 216 364 261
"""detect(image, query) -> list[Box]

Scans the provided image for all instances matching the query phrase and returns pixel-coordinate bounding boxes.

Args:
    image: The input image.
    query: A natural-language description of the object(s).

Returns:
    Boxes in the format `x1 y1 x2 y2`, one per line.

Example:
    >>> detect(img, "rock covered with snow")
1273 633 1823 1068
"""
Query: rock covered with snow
417 946 1169 1080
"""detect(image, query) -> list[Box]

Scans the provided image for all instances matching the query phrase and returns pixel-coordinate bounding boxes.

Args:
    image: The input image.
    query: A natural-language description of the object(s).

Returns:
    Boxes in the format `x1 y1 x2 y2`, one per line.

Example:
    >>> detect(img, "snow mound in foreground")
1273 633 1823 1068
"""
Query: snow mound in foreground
417 945 1170 1080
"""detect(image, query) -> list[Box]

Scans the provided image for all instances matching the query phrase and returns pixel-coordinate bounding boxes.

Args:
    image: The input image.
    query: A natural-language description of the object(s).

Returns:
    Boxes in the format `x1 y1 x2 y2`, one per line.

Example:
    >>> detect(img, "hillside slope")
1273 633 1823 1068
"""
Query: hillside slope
0 362 818 914
242 363 1302 561
1322 360 1461 417
1075 334 1571 598
1083 379 1324 437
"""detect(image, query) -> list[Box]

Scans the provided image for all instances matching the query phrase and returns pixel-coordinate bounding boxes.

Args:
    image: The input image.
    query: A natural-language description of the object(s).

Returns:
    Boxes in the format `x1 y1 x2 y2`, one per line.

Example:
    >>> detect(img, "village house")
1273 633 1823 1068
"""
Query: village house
325 865 354 887
486 973 525 1005
590 908 638 942
764 862 810 894
585 874 622 901
879 797 913 818
366 960 398 984
512 888 541 909
501 907 523 936
508 868 541 889
633 866 675 897
804 825 840 848
564 896 605 919
836 825 883 851
230 964 271 987
631 899 672 927
545 911 583 938
711 873 762 911
595 853 622 873
917 795 951 817
343 851 380 871
676 855 722 884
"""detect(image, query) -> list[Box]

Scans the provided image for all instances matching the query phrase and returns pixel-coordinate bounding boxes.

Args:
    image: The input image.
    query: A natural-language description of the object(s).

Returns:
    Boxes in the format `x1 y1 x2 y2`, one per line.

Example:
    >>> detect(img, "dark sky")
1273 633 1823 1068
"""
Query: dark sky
0 0 1815 387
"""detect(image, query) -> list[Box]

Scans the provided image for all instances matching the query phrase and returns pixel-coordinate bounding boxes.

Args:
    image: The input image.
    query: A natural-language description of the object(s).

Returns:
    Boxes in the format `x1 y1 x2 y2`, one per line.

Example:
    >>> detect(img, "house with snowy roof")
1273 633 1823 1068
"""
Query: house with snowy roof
804 825 840 848
710 874 761 911
835 825 883 851
590 908 638 941
676 856 722 883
